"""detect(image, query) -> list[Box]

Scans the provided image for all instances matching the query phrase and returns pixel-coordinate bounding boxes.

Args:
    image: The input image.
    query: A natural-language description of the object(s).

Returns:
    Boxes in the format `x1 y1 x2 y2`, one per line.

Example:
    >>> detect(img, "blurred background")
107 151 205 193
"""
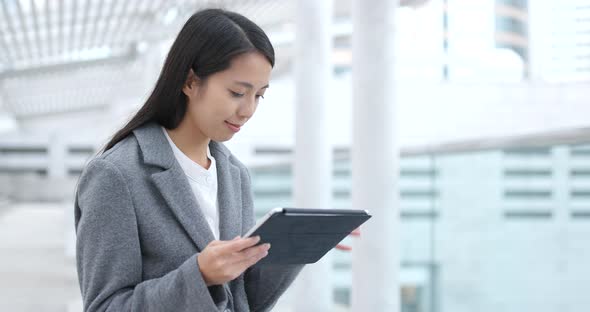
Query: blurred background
1 0 589 311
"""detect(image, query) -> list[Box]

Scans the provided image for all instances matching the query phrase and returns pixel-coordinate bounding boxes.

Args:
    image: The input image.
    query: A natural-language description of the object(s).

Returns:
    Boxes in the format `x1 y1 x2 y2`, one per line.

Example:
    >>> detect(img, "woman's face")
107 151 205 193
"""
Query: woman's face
182 51 272 142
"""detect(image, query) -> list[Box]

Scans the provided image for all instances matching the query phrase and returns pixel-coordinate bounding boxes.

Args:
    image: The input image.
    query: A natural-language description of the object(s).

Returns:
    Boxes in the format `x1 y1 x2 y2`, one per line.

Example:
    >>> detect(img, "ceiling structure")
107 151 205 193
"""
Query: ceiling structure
0 0 298 73
0 0 302 118
0 0 426 119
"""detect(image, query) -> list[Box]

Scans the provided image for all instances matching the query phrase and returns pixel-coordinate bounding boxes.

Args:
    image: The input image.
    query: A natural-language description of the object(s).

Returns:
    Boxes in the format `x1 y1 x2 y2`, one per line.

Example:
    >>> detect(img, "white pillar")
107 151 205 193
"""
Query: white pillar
293 0 333 311
141 42 165 92
527 0 549 82
48 134 67 179
0 84 18 133
351 1 400 312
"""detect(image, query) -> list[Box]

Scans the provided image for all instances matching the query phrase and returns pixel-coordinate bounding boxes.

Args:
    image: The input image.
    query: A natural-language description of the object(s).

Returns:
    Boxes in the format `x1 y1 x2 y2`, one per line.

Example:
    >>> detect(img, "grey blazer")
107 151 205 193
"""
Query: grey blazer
75 122 302 312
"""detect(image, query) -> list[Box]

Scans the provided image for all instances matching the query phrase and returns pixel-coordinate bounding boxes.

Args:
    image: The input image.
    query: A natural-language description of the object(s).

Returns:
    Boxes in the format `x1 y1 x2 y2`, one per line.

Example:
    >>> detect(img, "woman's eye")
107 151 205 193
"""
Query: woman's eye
230 90 245 98
255 94 265 100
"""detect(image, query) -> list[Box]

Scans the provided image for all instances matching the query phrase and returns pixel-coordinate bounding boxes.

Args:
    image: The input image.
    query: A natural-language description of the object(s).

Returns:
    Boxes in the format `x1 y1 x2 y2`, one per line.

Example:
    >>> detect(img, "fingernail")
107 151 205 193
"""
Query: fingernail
265 243 271 250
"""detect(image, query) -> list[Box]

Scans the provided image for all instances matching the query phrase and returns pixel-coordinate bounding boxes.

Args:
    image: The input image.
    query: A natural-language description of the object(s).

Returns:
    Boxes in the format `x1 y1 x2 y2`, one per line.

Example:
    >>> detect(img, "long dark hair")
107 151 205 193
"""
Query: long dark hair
102 8 275 152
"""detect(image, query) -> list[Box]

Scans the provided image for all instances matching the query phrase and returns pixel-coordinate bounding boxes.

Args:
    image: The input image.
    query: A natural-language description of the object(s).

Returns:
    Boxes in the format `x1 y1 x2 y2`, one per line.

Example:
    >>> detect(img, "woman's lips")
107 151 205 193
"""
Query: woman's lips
225 121 241 132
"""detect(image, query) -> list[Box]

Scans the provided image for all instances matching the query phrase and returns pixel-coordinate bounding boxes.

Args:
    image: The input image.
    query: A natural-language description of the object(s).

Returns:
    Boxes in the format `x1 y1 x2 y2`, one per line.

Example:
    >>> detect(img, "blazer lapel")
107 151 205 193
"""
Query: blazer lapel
133 122 215 251
151 167 216 251
211 142 242 241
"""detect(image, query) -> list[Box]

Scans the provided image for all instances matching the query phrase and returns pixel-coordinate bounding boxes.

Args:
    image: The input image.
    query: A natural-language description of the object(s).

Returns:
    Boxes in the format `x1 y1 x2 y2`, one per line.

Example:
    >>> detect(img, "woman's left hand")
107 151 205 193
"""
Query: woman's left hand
335 227 361 251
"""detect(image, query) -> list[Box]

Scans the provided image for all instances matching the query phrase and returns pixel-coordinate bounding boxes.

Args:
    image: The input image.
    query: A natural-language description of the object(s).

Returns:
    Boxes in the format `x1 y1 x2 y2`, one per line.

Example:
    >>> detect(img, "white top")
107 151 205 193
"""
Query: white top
161 127 220 239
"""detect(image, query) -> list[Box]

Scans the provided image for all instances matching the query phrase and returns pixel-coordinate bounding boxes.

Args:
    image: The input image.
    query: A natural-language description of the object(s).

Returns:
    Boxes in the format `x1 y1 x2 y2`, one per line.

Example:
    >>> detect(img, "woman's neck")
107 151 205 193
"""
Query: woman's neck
165 122 211 169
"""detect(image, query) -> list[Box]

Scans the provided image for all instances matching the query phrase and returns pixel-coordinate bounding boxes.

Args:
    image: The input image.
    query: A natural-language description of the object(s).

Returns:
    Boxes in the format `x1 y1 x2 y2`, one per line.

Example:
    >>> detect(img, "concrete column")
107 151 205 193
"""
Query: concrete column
351 1 400 312
0 84 18 133
527 0 549 82
140 41 165 92
48 134 67 179
293 0 333 311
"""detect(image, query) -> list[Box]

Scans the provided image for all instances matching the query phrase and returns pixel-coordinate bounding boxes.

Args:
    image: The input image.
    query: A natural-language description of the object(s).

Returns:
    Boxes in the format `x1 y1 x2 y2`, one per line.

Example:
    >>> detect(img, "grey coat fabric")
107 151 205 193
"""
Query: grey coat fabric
74 122 303 312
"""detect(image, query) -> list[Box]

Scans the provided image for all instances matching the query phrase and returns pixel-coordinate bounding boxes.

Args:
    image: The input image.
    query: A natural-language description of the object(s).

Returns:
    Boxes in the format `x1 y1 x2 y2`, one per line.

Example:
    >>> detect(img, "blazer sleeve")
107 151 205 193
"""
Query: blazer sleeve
239 164 304 312
75 159 223 312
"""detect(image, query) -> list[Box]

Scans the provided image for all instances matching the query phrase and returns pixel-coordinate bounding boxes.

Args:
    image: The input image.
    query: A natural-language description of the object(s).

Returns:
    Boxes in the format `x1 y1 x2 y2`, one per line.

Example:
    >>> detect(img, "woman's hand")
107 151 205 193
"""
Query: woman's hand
197 236 270 286
335 227 361 251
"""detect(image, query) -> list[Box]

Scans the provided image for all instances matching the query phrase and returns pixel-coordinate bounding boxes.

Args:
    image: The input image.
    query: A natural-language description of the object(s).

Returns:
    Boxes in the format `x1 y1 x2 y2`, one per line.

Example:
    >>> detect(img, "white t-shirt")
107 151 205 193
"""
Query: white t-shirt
162 127 220 239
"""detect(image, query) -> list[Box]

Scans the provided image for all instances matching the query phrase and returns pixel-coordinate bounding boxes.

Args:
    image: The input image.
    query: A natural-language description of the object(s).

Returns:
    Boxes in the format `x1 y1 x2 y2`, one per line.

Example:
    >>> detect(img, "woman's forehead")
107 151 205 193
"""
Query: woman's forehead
217 52 272 88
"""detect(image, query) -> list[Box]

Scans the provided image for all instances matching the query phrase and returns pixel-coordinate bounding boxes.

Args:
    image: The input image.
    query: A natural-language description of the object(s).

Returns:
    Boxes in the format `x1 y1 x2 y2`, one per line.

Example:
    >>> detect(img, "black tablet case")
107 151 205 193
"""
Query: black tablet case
249 208 371 265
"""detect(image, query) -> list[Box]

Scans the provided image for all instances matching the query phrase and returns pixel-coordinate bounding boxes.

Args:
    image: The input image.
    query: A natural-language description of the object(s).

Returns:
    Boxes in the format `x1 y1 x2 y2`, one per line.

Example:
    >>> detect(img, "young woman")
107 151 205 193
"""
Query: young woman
75 9 302 312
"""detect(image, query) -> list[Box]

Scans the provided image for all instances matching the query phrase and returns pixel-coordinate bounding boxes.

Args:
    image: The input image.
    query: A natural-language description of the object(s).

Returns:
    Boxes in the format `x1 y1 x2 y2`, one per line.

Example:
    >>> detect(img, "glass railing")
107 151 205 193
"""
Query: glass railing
249 138 590 312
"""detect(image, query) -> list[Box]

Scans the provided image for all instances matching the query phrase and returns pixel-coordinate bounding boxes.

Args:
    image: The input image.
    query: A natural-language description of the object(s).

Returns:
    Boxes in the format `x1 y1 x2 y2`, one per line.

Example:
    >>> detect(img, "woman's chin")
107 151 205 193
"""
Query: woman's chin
212 133 235 142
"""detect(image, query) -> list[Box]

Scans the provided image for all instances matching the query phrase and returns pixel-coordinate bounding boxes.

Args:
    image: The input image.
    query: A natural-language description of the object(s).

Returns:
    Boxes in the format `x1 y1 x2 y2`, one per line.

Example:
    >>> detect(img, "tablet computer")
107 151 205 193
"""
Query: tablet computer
245 207 371 265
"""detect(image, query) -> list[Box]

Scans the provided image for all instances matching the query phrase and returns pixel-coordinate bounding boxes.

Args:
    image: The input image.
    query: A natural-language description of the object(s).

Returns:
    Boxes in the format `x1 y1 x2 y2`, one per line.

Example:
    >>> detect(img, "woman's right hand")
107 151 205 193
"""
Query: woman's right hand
197 236 270 286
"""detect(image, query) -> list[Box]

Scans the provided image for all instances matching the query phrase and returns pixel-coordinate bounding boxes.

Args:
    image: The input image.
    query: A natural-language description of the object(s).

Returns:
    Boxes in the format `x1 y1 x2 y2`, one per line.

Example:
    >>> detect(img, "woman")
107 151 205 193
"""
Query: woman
75 9 302 312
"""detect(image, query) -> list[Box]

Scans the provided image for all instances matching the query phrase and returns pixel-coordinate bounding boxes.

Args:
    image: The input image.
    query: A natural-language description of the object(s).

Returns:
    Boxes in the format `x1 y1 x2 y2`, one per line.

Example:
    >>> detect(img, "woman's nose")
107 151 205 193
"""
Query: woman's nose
238 97 257 118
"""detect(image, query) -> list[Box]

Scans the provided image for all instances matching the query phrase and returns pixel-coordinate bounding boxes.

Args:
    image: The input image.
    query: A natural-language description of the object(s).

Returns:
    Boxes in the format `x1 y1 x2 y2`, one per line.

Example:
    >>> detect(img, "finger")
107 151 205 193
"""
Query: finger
335 244 352 251
233 243 270 263
225 243 270 265
223 236 261 252
236 246 269 270
349 228 361 236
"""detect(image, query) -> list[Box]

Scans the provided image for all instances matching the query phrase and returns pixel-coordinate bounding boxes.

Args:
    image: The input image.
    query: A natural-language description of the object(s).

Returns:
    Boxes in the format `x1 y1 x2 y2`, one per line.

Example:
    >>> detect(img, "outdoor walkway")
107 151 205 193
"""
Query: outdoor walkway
0 201 349 312
0 202 80 312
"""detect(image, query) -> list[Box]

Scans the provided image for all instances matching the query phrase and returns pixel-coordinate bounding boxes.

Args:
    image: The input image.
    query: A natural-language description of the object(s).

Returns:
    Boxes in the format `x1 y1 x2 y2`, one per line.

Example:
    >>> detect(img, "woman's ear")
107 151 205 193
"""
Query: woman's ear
182 69 201 97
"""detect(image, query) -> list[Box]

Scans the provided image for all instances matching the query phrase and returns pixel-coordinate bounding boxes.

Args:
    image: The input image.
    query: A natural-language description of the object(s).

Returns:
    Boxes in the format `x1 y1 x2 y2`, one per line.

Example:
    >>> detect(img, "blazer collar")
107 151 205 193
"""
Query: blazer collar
132 122 233 168
132 122 242 249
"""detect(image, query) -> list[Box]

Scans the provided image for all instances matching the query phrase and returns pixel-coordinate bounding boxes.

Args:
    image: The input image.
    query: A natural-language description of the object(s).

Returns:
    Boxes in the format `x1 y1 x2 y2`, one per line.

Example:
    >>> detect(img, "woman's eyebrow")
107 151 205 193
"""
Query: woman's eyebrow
233 81 270 89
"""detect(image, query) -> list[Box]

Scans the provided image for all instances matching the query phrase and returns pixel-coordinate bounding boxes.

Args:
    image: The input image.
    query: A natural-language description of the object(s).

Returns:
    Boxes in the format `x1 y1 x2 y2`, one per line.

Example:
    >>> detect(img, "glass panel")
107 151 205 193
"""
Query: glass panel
250 142 590 311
